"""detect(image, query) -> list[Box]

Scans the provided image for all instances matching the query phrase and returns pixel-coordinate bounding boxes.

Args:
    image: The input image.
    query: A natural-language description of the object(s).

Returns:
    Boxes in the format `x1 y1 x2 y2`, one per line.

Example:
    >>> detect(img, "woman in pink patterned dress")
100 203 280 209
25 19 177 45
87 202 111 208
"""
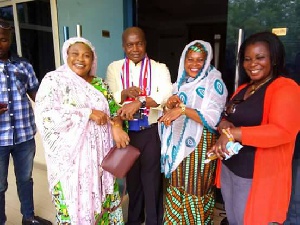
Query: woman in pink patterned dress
35 37 129 224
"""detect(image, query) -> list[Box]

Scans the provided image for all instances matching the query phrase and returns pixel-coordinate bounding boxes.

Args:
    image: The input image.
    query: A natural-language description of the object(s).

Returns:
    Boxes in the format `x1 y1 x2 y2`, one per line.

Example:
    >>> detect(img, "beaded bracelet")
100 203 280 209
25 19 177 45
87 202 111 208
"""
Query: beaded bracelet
222 128 235 142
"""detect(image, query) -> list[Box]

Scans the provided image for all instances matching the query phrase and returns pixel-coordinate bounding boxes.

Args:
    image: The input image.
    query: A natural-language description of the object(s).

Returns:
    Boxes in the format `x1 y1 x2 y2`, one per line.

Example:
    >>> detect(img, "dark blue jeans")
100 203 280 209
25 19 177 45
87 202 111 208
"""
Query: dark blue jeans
0 139 36 224
284 157 300 225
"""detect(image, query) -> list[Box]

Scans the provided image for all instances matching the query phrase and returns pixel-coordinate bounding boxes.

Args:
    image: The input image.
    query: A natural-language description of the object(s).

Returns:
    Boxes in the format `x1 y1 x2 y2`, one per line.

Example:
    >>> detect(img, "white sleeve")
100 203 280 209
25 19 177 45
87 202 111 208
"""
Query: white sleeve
150 62 173 105
105 62 122 104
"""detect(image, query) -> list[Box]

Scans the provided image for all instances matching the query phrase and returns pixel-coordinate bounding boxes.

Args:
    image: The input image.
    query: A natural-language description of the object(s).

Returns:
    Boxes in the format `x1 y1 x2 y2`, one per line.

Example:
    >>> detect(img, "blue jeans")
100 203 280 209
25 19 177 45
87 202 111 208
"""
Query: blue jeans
284 157 300 225
0 139 36 223
221 163 252 225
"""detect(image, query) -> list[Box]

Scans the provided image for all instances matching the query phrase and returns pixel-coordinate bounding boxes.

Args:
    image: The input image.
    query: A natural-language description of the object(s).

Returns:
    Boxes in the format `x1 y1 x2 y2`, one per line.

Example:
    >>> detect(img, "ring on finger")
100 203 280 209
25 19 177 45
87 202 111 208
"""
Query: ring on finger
218 146 222 150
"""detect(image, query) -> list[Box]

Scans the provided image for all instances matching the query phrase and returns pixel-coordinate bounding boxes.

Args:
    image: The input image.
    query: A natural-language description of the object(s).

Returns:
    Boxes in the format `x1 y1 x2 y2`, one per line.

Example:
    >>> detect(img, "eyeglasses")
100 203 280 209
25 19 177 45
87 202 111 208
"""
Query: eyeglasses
224 99 244 117
0 20 13 30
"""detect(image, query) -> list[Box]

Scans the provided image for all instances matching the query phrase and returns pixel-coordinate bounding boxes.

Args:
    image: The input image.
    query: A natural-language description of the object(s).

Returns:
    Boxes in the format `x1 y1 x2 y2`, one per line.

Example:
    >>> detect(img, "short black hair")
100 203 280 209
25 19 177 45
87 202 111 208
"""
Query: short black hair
122 26 146 46
0 18 13 30
238 31 285 85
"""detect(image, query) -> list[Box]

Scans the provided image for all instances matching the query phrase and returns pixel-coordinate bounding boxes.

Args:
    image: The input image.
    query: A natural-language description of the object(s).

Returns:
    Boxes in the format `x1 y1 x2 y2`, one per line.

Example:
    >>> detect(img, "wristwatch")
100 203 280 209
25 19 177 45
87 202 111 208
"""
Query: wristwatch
138 96 146 108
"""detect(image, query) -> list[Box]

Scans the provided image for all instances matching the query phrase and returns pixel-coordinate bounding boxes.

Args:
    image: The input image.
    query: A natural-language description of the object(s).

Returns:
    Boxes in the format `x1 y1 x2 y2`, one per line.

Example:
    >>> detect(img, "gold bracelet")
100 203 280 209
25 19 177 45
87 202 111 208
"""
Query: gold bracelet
222 128 235 142
179 103 186 115
112 123 121 127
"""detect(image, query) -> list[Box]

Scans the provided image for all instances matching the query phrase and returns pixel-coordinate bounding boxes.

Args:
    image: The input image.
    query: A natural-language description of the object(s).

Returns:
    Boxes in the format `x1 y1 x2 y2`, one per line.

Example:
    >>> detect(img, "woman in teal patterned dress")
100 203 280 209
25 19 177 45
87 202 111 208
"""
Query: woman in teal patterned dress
158 41 227 224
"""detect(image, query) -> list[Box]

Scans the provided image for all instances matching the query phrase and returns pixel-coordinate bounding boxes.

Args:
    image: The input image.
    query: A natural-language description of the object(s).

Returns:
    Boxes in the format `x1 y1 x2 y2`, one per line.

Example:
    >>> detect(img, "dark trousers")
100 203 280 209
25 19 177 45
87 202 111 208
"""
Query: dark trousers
126 124 163 225
0 139 36 224
284 133 300 225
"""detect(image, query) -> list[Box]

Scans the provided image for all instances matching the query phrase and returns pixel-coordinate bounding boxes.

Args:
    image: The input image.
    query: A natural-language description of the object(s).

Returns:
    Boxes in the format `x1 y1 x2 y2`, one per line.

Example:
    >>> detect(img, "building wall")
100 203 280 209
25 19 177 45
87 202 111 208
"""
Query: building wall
34 0 126 167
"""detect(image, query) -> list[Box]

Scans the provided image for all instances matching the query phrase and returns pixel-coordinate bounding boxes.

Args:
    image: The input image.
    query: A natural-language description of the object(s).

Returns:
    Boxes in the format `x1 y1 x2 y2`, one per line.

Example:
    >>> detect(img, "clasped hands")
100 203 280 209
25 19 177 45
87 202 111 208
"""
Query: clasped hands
89 109 129 148
158 95 183 127
117 86 143 120
207 120 235 160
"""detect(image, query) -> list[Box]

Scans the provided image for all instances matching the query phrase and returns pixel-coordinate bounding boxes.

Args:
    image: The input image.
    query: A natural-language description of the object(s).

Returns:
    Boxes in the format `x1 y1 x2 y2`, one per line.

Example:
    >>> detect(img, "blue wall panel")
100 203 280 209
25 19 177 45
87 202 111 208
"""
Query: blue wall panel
57 0 124 77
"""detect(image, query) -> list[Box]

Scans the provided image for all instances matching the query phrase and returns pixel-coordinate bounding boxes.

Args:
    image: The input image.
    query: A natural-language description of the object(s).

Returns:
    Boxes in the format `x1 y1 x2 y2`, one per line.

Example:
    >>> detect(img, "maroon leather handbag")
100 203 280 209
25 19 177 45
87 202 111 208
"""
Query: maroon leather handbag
96 145 140 224
101 144 140 178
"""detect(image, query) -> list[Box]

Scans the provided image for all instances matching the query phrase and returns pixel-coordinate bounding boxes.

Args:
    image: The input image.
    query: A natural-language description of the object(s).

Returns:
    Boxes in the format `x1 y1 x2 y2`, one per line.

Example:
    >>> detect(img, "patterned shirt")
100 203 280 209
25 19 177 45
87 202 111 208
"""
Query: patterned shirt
0 53 39 146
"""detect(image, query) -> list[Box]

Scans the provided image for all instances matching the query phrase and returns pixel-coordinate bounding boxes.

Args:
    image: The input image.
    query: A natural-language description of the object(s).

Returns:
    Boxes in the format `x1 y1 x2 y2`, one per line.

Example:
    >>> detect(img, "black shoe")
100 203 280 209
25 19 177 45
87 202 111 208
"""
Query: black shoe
220 217 229 225
22 216 52 225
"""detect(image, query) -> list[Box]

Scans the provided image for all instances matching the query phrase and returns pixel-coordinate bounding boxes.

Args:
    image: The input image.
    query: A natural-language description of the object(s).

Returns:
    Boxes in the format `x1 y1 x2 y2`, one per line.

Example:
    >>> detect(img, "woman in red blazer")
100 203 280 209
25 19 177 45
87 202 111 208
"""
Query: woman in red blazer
209 32 300 225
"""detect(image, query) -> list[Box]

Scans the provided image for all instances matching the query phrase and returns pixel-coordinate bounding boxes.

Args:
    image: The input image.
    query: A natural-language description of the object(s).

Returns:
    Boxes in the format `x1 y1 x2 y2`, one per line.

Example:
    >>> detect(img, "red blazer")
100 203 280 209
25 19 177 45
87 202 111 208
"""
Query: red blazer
216 77 300 224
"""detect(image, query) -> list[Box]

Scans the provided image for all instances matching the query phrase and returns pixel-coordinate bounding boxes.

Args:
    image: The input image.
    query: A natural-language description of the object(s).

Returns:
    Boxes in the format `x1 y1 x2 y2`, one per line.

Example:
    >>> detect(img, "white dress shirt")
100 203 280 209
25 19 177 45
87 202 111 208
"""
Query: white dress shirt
106 58 172 124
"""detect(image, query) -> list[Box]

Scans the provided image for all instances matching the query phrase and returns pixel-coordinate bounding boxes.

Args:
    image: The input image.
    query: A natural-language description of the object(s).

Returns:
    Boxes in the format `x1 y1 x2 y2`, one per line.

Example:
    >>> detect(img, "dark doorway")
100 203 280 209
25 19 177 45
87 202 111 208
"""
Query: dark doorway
136 0 227 207
136 0 228 82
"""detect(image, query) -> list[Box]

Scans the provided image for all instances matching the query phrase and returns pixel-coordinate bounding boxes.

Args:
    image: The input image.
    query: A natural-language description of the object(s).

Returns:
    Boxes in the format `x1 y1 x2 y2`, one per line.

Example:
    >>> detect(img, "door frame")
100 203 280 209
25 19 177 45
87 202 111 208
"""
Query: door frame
0 0 60 67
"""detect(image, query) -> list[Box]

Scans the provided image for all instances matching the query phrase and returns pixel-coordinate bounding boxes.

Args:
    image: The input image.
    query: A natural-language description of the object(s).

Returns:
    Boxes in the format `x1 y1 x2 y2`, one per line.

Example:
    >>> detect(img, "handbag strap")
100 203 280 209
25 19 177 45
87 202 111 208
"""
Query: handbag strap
95 179 127 225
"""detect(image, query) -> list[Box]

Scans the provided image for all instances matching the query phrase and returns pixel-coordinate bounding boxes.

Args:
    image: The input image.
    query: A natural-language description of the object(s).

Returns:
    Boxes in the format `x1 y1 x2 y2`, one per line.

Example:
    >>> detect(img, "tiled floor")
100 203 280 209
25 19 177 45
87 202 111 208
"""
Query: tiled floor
5 162 226 224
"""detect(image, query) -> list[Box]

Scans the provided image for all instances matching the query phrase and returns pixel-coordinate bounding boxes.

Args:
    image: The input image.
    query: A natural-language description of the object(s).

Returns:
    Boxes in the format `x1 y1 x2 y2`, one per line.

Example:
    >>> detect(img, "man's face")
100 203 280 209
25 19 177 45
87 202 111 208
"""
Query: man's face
123 32 146 64
0 28 11 61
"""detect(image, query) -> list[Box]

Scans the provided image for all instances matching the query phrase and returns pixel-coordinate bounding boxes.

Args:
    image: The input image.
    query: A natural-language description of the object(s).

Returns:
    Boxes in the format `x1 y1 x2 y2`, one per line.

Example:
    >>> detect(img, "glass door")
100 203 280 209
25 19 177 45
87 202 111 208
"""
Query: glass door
0 0 59 81
224 0 300 95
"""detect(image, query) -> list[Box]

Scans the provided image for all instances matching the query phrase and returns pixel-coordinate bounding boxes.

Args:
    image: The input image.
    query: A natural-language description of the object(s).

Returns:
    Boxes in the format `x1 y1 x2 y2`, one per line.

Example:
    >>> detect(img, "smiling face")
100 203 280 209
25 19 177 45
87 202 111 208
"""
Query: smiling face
243 41 272 82
122 29 146 64
67 42 93 79
184 50 206 78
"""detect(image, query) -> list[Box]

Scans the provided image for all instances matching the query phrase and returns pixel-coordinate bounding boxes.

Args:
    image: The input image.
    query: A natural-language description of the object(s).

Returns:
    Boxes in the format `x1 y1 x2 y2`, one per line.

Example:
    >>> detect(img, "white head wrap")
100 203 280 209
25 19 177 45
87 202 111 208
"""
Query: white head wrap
160 40 228 177
62 36 97 76
35 37 114 224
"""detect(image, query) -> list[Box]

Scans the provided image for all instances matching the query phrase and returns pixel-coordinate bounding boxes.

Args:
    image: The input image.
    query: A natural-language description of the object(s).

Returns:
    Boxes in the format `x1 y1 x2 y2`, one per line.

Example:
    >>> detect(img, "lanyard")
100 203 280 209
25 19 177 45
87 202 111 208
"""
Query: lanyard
121 57 152 95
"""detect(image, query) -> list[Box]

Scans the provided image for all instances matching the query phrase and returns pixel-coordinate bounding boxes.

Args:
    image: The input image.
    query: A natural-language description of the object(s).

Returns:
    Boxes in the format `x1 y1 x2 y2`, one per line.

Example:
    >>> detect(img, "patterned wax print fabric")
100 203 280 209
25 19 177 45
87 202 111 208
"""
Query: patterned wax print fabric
91 77 120 117
159 40 227 224
52 181 123 225
91 77 124 224
50 77 124 225
35 37 115 224
164 128 217 224
160 40 227 177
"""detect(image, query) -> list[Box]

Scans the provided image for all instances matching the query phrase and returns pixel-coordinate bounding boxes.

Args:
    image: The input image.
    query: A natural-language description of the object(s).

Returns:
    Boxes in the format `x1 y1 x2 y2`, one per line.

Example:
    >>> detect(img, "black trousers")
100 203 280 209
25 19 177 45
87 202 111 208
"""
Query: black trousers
126 124 163 225
284 133 300 225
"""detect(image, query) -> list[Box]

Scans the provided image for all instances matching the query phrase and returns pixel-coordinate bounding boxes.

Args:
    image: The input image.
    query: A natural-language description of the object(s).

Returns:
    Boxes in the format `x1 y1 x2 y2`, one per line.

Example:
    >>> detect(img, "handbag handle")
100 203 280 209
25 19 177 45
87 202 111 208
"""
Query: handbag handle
95 179 127 224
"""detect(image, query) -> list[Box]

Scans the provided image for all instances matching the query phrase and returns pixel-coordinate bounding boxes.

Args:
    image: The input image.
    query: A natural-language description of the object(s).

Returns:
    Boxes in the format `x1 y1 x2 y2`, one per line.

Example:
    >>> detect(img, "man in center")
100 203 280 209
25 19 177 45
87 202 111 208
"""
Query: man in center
106 26 172 225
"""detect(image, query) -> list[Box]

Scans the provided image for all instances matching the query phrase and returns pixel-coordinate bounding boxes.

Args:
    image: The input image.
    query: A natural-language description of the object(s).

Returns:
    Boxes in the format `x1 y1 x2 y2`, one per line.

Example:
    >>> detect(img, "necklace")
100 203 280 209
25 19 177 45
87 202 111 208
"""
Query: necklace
249 77 272 95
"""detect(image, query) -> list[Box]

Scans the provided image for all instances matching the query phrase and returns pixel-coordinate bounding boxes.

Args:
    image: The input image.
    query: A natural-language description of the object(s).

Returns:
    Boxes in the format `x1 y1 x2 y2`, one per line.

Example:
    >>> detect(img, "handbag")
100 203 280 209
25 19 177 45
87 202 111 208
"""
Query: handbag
95 145 140 224
101 144 140 178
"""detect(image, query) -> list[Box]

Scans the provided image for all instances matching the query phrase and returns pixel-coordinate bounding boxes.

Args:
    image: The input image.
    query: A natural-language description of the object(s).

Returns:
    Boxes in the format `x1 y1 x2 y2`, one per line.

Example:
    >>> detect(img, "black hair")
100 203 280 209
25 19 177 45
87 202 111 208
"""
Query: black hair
238 31 285 85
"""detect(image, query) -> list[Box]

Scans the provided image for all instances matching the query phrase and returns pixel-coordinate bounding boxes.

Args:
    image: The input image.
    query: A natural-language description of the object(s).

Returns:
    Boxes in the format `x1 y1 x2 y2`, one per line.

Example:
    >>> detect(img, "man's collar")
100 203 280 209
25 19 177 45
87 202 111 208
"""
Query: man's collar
8 52 20 62
126 55 148 66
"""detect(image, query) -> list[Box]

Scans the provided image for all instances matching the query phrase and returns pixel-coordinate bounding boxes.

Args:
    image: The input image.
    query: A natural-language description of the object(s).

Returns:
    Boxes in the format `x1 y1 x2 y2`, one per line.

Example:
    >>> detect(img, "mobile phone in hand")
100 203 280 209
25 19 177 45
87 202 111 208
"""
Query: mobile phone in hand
0 103 8 109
